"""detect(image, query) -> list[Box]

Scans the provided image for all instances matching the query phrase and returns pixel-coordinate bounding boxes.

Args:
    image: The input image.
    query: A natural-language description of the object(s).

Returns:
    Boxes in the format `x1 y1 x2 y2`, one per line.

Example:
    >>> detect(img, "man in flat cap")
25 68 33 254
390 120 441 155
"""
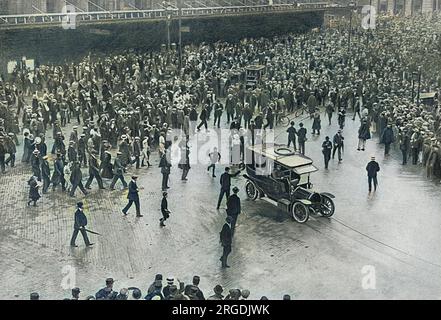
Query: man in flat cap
110 152 128 190
70 202 93 247
122 175 143 217
366 156 380 193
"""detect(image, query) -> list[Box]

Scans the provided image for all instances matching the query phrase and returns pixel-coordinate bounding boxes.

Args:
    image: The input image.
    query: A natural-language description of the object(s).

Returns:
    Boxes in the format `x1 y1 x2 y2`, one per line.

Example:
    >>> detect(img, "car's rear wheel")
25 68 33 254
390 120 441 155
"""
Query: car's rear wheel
291 202 309 223
319 195 335 217
245 180 259 200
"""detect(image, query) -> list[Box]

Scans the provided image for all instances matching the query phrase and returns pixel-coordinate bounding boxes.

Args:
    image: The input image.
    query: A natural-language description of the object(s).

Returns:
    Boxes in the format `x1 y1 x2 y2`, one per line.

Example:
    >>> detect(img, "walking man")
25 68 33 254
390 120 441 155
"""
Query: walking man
69 161 88 197
226 187 241 236
366 156 380 193
216 167 241 209
85 151 105 190
322 136 333 169
70 202 93 247
122 175 143 217
160 192 171 227
219 216 233 268
207 147 221 178
332 130 344 162
110 152 128 190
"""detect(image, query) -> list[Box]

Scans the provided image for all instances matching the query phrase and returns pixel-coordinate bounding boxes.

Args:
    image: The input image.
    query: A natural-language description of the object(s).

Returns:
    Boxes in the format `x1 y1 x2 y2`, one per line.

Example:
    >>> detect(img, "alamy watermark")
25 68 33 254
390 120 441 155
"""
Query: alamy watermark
361 5 377 30
62 5 77 30
361 265 376 290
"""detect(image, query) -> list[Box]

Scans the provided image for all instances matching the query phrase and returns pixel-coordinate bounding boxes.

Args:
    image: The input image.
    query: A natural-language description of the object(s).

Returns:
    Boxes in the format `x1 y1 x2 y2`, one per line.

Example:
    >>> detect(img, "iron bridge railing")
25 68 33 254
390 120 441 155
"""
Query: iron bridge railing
0 3 343 27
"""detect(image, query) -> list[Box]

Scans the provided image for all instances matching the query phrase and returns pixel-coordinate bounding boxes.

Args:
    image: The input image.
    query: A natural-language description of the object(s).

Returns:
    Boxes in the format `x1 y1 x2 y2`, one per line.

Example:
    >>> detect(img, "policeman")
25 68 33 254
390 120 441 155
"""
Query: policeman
70 202 93 247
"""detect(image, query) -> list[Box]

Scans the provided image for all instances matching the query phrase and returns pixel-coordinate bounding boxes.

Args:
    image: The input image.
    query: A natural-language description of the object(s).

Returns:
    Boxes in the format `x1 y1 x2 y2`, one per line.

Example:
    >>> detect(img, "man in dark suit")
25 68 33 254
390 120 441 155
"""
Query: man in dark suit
85 150 105 190
216 167 241 209
226 187 241 236
159 149 171 191
69 161 88 197
41 155 51 194
51 153 66 192
197 105 208 132
160 192 171 227
220 216 233 268
132 137 142 169
70 202 93 247
332 129 344 162
297 122 307 155
366 156 380 192
110 152 128 190
122 175 143 217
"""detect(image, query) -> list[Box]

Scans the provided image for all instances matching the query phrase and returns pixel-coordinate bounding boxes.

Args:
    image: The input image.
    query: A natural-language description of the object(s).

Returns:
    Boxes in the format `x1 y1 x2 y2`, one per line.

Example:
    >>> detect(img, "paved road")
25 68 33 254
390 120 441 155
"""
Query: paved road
1 109 441 300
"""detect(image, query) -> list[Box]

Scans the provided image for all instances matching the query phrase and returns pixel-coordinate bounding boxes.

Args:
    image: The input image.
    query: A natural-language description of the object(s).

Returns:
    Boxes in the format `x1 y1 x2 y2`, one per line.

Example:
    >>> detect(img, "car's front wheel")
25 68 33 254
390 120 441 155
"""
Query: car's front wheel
319 195 335 217
245 180 259 201
291 202 309 223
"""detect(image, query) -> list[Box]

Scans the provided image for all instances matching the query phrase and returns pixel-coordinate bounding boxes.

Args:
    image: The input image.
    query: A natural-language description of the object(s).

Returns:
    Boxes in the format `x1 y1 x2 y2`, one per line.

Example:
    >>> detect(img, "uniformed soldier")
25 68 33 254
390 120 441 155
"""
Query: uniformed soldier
70 202 93 247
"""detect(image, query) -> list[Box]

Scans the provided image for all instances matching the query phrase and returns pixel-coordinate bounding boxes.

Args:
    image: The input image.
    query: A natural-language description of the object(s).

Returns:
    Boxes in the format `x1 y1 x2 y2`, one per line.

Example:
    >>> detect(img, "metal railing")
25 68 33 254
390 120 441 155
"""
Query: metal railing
0 3 341 27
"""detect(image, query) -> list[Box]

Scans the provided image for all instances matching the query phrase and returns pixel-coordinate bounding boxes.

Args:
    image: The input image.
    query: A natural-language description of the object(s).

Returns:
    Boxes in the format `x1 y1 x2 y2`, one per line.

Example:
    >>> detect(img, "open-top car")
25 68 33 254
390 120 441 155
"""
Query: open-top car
243 144 335 223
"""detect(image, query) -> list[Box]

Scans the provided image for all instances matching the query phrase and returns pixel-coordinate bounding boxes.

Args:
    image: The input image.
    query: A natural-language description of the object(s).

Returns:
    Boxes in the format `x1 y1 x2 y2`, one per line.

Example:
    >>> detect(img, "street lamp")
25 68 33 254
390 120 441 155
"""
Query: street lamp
347 2 357 65
417 66 422 107
164 3 172 51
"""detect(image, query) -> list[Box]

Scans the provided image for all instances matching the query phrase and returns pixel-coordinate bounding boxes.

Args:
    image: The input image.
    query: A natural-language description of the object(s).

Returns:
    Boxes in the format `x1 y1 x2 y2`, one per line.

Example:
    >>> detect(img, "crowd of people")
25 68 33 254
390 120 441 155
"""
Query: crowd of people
29 275 292 300
0 11 440 299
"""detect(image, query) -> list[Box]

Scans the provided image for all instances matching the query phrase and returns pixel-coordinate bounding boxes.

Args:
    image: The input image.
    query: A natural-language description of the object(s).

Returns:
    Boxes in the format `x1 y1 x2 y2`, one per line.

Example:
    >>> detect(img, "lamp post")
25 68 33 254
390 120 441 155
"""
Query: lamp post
178 0 182 70
411 70 417 102
165 4 172 51
347 2 356 65
417 66 422 107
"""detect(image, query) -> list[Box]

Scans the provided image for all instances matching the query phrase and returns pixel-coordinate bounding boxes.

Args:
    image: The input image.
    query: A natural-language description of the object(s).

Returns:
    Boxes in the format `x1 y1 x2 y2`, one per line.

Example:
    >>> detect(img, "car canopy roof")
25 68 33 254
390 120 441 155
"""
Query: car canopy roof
248 145 318 172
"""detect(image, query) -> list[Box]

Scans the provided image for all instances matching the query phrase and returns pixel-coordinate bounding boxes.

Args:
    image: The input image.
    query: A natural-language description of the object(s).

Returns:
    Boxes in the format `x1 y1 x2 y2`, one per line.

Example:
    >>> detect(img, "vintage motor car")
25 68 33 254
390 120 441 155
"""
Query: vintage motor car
243 144 335 223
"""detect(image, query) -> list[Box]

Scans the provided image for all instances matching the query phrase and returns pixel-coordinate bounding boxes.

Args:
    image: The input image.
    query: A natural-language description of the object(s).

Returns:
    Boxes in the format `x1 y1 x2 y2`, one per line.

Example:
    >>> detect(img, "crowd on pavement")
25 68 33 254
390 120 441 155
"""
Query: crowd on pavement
0 12 441 299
